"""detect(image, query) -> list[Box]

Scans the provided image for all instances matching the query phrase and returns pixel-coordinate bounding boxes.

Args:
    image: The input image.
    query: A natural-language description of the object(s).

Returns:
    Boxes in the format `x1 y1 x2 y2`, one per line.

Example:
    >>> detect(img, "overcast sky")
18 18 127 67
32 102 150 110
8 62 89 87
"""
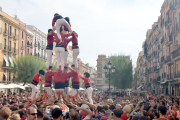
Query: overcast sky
0 0 164 68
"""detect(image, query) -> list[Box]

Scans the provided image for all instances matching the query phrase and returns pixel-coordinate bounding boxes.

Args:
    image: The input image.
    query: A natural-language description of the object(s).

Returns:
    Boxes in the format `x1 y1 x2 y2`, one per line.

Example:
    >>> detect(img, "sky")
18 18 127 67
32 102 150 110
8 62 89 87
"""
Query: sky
0 0 164 68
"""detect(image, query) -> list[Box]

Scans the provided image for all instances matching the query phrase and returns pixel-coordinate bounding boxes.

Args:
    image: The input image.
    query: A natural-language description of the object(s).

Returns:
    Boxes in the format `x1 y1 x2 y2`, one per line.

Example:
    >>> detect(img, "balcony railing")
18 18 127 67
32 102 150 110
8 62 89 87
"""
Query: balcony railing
1 62 9 68
167 74 169 80
174 71 180 78
157 76 161 81
165 55 171 63
172 47 180 59
161 37 164 44
161 56 165 63
162 72 166 78
3 29 8 35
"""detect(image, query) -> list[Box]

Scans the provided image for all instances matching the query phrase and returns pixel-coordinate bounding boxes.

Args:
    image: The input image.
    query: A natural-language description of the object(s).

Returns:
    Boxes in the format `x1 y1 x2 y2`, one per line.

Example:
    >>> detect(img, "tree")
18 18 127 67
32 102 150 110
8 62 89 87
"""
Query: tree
105 55 133 90
10 55 46 85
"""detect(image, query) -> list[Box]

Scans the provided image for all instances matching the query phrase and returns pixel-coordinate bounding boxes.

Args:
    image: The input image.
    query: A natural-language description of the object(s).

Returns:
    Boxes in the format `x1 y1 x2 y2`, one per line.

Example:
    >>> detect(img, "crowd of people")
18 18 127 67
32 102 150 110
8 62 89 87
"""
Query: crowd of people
0 89 180 120
1 14 180 120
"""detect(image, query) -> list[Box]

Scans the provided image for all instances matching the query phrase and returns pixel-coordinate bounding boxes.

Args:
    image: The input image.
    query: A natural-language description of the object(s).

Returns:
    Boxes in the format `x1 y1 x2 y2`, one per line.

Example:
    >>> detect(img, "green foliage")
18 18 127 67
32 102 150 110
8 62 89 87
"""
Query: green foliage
10 55 46 85
105 55 133 89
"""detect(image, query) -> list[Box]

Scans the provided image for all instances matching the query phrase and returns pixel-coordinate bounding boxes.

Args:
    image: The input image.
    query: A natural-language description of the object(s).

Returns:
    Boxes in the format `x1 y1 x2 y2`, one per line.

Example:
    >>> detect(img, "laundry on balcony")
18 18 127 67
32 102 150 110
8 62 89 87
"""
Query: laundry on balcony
9 56 14 67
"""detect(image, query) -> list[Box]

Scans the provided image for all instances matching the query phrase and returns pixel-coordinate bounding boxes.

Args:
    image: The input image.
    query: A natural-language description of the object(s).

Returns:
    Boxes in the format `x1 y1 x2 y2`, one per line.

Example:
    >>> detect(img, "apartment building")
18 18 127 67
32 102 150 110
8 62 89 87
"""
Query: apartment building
26 25 47 61
136 0 180 95
77 58 96 88
0 8 19 83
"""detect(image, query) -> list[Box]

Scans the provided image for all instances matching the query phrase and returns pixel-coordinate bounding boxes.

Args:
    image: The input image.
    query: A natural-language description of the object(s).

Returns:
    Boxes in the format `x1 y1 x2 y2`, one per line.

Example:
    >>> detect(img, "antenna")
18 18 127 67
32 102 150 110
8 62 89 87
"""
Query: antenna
13 9 17 19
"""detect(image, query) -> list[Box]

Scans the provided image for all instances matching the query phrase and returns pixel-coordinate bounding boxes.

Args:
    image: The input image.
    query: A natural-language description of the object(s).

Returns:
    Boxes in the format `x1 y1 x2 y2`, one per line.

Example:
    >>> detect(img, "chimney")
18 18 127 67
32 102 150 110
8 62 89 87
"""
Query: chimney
0 6 2 11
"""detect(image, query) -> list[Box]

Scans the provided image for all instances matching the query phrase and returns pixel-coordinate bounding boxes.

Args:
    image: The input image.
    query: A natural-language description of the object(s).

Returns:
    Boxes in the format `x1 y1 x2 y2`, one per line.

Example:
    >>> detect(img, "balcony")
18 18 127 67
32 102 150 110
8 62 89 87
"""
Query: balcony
0 44 9 52
161 56 165 63
172 47 180 60
9 32 13 38
165 55 172 64
165 18 172 28
8 46 13 53
174 71 180 79
167 74 169 80
175 0 180 9
1 62 9 69
172 4 176 13
157 44 162 51
34 42 38 47
13 48 18 55
13 33 18 40
38 43 41 48
162 72 166 78
166 35 173 46
3 29 8 36
161 37 164 44
157 76 161 82
27 41 32 47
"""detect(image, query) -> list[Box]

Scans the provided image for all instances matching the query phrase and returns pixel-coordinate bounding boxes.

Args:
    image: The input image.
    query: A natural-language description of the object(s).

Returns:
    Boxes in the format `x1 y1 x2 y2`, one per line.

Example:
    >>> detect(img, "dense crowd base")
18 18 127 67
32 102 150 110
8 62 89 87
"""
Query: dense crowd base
0 90 180 120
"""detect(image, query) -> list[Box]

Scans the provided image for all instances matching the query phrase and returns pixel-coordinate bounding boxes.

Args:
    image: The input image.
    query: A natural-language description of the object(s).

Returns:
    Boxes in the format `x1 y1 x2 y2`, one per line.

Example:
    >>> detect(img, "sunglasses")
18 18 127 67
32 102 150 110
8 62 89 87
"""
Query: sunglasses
30 113 37 116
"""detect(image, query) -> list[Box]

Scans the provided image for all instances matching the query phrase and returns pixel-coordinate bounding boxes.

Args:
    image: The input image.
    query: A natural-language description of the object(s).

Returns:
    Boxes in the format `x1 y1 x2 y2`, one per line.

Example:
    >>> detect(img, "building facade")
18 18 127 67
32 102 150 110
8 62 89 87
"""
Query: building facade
0 8 19 83
135 0 180 95
26 25 47 61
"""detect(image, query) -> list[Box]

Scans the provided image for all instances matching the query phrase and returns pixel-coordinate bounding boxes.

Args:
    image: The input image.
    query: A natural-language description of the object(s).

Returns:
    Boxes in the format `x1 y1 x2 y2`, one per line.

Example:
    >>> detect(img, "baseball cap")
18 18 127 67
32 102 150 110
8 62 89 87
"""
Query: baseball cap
101 116 107 120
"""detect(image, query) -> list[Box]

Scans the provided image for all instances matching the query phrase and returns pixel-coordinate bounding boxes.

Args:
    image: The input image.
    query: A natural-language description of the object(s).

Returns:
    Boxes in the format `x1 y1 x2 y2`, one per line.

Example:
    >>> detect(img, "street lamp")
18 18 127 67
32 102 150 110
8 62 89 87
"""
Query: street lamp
103 61 115 93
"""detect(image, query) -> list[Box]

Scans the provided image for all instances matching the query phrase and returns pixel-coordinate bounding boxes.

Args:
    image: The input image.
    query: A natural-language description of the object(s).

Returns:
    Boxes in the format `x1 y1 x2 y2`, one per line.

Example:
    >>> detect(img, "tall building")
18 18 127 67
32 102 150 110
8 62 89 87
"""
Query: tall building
18 21 34 56
94 55 108 91
0 8 19 83
136 0 180 95
26 25 47 61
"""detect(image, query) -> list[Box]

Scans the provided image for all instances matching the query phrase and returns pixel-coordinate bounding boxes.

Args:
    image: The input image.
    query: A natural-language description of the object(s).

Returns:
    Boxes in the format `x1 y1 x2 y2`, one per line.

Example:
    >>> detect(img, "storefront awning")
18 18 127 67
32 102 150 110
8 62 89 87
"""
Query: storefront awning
9 56 14 67
160 81 168 85
3 54 9 66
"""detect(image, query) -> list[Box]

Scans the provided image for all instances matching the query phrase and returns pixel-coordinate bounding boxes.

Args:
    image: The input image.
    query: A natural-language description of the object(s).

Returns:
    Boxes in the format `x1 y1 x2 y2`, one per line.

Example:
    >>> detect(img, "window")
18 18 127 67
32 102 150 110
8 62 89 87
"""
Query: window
3 70 6 81
22 41 23 48
10 26 12 36
21 50 23 55
14 29 16 36
9 41 11 51
177 64 178 72
22 31 23 38
14 43 16 52
4 23 7 31
8 71 11 81
28 48 29 55
4 38 6 49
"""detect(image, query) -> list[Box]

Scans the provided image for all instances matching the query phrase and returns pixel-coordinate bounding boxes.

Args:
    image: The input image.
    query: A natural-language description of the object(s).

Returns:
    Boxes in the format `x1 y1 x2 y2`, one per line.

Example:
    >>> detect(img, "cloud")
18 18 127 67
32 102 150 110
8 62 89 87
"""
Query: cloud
0 0 164 68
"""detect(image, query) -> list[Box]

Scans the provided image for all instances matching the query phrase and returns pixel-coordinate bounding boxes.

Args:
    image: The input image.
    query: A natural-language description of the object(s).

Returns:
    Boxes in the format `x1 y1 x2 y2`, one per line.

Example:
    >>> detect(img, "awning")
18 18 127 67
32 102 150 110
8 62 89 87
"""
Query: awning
9 56 14 67
0 84 25 89
160 81 168 85
13 58 17 66
3 54 9 66
137 86 142 90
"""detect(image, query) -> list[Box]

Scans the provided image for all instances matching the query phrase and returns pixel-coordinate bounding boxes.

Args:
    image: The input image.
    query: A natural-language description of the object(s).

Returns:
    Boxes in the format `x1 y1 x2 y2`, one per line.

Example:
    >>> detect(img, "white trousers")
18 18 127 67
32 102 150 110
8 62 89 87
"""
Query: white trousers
46 50 52 68
85 87 93 104
64 87 70 96
55 47 65 71
73 48 79 68
55 19 72 39
30 84 40 99
44 87 52 101
64 51 68 64
70 88 78 97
